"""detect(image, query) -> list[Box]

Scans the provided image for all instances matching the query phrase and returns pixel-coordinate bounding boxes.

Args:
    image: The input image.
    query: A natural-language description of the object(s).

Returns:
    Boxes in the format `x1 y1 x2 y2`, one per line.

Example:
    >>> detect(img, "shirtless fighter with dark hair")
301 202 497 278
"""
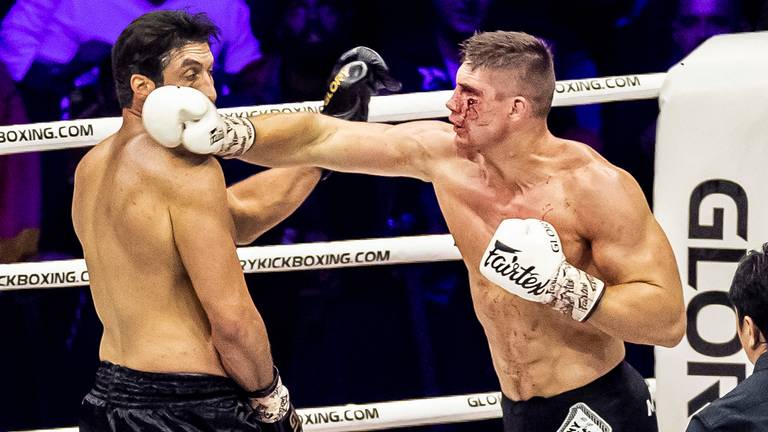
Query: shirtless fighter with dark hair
74 10 324 431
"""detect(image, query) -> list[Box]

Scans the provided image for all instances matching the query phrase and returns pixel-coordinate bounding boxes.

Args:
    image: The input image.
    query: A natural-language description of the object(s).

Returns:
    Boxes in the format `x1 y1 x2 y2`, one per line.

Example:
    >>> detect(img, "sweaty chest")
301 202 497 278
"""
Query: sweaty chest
432 170 590 272
432 169 592 327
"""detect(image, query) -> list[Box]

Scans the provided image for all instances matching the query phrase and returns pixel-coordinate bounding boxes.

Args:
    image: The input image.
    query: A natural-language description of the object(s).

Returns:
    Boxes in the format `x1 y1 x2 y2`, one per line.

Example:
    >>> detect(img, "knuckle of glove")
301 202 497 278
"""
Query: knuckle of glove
337 46 401 93
479 218 565 302
324 49 401 121
142 87 185 148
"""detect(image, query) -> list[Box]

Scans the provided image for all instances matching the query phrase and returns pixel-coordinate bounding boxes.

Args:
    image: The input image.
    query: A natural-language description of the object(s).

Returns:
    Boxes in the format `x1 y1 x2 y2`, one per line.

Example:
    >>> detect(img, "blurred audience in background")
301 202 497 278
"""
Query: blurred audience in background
0 0 268 258
255 0 371 103
0 61 39 264
672 0 748 62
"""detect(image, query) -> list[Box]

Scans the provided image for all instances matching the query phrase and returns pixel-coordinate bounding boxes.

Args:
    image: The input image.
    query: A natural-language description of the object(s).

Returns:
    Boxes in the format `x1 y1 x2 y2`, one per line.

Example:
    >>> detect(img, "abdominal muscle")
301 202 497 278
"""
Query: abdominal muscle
469 272 624 400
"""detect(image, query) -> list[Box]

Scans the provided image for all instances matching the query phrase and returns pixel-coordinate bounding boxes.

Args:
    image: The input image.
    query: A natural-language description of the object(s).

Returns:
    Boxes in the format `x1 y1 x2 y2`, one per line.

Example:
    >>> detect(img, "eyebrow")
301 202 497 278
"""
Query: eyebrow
179 57 214 71
180 59 203 69
458 83 482 96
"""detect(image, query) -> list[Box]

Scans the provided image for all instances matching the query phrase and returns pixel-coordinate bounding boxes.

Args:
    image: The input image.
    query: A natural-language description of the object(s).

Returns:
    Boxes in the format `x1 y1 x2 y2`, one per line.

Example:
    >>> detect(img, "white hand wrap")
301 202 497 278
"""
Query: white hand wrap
249 372 291 423
214 115 256 159
479 218 605 322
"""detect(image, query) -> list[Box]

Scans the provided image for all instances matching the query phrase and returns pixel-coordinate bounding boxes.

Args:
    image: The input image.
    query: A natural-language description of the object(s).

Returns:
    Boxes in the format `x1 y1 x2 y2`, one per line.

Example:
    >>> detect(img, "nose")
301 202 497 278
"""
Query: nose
445 89 460 113
199 72 217 103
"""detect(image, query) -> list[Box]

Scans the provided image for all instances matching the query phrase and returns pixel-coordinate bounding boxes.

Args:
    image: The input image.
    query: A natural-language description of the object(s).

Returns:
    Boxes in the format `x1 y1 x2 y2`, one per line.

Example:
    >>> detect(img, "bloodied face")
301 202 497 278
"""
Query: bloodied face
445 63 520 150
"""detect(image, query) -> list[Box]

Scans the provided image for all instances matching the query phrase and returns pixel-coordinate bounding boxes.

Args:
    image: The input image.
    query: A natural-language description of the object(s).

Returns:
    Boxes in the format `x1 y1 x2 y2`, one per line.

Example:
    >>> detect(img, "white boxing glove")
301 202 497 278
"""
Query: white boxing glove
142 85 255 158
479 218 605 322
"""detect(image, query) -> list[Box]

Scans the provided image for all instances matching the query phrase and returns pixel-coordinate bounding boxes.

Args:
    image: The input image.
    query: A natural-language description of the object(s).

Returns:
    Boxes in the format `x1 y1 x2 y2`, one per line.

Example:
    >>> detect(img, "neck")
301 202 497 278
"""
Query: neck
118 107 145 138
477 121 556 190
751 341 768 365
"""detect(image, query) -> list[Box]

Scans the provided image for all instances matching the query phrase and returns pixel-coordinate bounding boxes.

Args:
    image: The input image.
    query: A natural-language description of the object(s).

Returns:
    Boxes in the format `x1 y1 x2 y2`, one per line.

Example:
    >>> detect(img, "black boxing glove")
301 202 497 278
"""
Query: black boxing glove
318 47 401 180
322 46 402 121
248 367 302 431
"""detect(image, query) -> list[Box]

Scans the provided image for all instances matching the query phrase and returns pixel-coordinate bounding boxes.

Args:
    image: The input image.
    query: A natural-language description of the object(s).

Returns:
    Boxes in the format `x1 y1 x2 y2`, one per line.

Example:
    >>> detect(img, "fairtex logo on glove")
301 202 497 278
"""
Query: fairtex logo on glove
482 240 549 296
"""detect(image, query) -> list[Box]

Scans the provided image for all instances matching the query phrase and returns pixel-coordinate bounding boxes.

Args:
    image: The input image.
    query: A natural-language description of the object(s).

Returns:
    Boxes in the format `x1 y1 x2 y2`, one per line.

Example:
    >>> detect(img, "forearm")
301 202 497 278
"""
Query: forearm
237 113 330 167
229 167 321 244
588 281 685 347
213 311 275 392
238 114 404 176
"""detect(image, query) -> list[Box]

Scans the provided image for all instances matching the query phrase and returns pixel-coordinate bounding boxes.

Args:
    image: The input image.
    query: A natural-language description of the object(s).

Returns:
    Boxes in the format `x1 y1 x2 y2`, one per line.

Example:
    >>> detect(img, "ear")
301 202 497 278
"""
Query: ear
509 96 528 121
130 74 157 104
743 316 762 349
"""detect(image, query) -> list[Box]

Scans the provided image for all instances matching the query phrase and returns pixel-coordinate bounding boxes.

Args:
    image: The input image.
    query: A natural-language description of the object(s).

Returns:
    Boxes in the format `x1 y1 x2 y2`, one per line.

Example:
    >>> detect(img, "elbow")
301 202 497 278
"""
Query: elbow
657 307 686 348
234 217 263 245
211 314 247 346
210 307 257 347
229 197 264 245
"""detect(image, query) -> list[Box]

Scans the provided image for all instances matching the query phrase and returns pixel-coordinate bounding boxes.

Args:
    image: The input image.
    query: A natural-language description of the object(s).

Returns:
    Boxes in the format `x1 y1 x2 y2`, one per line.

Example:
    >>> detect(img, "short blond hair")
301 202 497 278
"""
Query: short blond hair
460 31 555 118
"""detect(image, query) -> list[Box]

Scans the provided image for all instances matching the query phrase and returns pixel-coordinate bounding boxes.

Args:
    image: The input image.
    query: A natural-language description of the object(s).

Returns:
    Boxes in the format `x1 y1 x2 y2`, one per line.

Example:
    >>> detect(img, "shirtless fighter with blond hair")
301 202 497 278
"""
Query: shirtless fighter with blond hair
143 32 685 431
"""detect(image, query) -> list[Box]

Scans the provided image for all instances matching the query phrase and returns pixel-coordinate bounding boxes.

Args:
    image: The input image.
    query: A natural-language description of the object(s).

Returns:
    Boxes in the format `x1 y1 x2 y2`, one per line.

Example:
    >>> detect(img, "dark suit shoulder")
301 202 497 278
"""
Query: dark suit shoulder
689 369 768 431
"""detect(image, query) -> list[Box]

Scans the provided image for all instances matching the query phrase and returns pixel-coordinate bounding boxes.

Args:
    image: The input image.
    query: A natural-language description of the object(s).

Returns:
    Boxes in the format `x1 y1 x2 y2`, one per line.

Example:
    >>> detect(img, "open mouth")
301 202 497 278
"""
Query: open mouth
453 125 467 136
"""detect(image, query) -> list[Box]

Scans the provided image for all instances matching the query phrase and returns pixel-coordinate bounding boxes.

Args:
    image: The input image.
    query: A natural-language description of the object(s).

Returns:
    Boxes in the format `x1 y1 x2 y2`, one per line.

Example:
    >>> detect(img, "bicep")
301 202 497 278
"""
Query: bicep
170 162 249 319
587 174 680 289
227 167 320 244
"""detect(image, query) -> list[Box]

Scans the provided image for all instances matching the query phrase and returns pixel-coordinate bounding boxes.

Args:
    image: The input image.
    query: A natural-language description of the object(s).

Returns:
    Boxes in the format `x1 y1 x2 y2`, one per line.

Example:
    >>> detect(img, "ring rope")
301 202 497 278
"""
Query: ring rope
16 384 656 432
0 234 461 291
0 73 665 156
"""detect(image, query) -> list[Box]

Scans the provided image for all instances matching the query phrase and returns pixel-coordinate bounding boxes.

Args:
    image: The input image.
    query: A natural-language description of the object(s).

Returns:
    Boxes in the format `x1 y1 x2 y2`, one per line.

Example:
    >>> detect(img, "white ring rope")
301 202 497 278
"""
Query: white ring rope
17 384 656 432
0 235 461 291
0 73 666 156
17 391 502 432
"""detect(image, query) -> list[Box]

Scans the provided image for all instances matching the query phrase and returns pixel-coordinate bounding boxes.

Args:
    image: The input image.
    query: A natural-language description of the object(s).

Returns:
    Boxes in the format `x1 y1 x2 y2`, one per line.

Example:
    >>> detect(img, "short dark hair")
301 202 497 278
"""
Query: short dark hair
112 10 220 108
729 243 768 339
459 31 555 118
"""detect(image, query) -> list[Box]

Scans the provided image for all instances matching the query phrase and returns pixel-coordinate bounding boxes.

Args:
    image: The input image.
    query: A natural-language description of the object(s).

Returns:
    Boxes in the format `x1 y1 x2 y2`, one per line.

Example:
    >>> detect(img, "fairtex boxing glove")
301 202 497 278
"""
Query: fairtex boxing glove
479 218 605 322
142 85 255 158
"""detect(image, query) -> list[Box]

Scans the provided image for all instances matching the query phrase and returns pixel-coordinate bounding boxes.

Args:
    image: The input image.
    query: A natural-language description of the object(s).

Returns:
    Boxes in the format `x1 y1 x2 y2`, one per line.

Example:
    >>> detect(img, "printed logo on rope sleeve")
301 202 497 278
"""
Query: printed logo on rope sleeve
482 241 548 295
240 250 391 272
0 123 95 144
301 407 380 425
467 394 500 408
0 270 90 287
555 75 641 95
224 104 323 120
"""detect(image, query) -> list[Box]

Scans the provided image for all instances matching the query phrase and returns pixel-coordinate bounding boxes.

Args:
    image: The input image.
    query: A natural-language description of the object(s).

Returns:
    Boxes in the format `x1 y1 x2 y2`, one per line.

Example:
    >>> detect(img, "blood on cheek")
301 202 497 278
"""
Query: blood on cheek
465 99 480 121
463 97 493 128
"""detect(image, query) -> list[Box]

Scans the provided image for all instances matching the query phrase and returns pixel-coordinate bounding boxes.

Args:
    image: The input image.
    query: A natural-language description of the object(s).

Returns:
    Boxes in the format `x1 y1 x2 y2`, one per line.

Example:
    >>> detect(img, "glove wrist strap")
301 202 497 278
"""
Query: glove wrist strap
248 366 291 423
548 261 605 322
215 116 256 159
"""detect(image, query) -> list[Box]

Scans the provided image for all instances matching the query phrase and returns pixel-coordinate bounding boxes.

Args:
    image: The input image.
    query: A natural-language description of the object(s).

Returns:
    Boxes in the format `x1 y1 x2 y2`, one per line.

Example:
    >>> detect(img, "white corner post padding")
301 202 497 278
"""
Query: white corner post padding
653 32 768 432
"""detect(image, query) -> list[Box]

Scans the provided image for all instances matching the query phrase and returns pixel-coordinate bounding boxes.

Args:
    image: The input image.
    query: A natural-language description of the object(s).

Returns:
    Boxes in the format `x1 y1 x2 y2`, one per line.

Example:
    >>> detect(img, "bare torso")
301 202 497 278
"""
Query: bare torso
426 125 624 400
72 131 226 376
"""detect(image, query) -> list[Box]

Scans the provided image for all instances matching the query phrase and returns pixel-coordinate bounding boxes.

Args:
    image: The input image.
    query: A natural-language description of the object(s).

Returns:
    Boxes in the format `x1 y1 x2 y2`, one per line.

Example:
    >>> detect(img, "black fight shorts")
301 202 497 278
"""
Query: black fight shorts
80 361 262 431
502 361 657 432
